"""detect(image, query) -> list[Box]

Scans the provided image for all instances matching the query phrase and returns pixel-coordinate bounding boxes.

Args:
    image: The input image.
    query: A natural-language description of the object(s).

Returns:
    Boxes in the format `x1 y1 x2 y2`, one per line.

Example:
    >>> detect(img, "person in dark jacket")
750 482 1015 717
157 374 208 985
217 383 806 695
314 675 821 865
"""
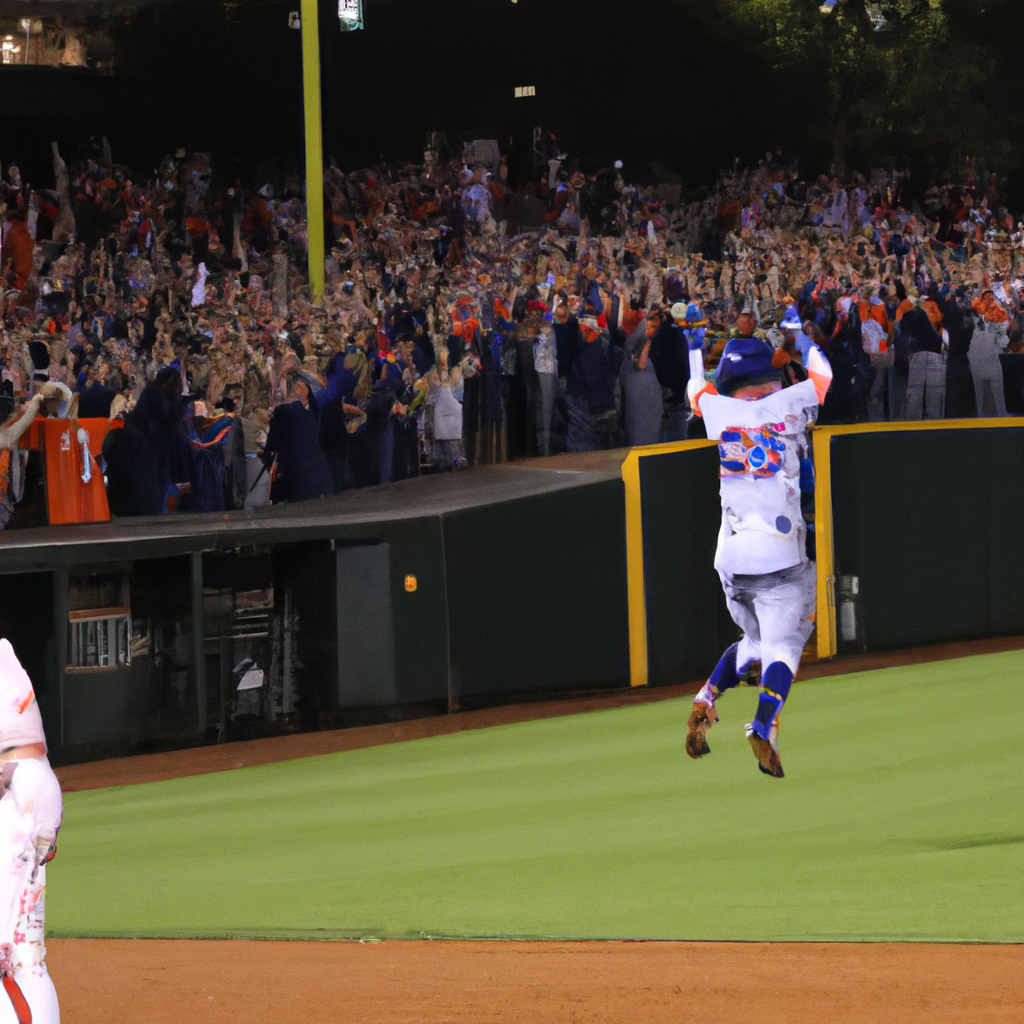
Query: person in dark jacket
940 294 977 419
103 367 194 516
552 299 578 379
76 367 117 419
818 305 875 425
318 352 354 493
365 359 406 486
648 308 689 409
264 381 332 504
565 298 612 452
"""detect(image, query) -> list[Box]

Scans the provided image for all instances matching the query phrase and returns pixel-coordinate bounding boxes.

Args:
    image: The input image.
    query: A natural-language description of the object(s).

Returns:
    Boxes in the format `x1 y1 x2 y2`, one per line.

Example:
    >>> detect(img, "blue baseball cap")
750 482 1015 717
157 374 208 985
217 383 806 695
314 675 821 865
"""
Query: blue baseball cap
715 337 781 396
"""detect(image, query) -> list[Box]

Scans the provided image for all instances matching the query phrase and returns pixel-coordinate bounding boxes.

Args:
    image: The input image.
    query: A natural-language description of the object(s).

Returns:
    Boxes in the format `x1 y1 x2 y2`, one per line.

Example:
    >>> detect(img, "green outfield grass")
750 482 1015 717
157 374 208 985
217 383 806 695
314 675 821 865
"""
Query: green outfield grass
48 651 1023 942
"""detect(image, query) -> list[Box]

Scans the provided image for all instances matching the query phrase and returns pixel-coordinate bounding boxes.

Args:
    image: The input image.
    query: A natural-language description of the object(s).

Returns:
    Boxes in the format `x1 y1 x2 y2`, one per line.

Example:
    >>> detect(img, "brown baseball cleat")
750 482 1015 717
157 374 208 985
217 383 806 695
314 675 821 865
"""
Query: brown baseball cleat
685 701 718 759
747 730 785 778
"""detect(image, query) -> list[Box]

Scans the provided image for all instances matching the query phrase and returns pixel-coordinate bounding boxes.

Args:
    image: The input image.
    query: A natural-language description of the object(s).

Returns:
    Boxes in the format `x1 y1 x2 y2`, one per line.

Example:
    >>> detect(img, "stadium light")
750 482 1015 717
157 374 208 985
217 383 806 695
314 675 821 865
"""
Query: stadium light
1 36 21 65
339 0 363 31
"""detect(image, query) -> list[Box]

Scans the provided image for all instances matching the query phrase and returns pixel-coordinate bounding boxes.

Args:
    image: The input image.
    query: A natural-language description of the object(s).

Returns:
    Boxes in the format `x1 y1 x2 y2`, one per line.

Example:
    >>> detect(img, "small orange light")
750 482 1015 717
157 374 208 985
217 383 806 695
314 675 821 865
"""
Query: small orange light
404 575 418 593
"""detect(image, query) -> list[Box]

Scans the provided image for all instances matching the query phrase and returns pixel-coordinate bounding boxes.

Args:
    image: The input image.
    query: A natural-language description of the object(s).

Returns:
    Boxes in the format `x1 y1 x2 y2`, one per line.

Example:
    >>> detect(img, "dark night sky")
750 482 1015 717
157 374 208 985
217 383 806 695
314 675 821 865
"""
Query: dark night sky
0 0 801 187
0 0 1019 193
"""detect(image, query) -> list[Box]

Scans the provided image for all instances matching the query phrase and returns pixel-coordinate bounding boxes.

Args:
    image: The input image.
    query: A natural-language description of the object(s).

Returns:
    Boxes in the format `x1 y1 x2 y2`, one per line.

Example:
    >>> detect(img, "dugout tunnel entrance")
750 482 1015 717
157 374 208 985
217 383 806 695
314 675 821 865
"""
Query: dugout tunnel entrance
0 544 343 763
15 537 403 763
0 559 199 757
198 541 351 746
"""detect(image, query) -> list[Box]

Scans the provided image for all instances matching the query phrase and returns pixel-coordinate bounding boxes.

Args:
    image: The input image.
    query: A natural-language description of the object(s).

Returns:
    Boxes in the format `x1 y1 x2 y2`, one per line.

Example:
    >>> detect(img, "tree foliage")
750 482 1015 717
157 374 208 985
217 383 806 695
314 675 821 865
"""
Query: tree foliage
681 0 1021 178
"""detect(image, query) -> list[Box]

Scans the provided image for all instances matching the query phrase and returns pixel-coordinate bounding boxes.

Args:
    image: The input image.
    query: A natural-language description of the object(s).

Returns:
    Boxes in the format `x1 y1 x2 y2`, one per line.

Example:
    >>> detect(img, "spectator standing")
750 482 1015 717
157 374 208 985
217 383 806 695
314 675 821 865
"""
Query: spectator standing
104 367 194 516
819 303 876 425
264 379 332 503
423 346 466 471
620 312 663 446
532 309 558 456
968 289 1011 417
901 306 946 420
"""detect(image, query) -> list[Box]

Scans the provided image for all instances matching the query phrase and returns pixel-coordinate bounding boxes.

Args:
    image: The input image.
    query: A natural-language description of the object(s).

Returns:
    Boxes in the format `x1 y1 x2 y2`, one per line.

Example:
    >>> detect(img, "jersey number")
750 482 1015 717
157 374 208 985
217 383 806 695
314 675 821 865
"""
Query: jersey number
719 424 786 478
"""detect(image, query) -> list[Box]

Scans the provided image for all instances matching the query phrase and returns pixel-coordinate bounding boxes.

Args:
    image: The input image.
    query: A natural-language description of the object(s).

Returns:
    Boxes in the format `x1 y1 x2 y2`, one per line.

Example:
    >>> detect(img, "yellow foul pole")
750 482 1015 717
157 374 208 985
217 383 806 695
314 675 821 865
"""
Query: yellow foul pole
300 0 325 303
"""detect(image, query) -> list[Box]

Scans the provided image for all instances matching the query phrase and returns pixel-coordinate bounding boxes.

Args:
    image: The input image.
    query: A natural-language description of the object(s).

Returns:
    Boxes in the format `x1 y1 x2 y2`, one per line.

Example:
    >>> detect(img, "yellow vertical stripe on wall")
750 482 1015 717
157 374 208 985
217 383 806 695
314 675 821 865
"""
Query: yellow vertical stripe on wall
620 440 717 688
811 428 837 660
621 449 646 687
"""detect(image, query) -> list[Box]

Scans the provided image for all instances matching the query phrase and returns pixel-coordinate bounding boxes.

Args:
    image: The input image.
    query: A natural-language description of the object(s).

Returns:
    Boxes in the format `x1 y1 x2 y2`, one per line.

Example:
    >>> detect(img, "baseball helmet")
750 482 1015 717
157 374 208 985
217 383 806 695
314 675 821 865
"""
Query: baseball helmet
715 337 782 396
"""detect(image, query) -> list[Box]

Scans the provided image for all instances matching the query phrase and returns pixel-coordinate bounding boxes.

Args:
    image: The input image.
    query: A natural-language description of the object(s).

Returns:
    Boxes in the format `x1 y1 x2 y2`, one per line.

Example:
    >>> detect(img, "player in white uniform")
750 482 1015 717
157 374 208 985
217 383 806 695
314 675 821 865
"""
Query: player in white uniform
685 334 831 777
0 640 62 1024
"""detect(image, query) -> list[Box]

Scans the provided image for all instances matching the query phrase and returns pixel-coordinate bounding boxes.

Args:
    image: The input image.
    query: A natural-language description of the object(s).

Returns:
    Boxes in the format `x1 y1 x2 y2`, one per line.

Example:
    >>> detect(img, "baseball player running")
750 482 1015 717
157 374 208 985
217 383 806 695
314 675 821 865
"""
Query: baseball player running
0 640 62 1024
686 335 831 777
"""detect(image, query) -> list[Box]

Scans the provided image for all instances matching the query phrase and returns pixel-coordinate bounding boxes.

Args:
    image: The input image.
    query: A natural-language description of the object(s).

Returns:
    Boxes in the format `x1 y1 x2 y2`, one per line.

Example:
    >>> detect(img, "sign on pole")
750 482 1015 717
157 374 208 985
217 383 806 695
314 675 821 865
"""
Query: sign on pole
339 0 364 31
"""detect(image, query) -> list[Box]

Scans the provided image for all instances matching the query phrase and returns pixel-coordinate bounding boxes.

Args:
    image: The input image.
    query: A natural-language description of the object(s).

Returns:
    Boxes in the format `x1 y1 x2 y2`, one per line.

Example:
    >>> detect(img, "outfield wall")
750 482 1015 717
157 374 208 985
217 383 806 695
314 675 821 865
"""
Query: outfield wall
1 419 1020 765
816 420 1024 656
0 466 629 765
622 418 1024 685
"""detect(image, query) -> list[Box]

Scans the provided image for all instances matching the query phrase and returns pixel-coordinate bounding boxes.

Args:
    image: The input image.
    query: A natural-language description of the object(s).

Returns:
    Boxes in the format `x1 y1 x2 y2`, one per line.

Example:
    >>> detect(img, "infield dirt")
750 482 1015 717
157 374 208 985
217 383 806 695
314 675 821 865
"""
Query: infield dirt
48 937 1023 1023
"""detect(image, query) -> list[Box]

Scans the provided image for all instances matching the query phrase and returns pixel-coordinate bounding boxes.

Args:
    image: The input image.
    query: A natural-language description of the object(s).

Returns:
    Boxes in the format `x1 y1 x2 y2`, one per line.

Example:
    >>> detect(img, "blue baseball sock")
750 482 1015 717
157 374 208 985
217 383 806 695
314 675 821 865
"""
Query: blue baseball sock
749 662 794 740
707 642 742 695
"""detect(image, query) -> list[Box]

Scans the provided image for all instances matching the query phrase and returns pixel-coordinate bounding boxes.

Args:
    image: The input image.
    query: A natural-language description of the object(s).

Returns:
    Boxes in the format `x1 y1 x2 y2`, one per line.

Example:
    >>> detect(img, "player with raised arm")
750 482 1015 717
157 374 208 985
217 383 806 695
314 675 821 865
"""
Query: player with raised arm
685 321 831 777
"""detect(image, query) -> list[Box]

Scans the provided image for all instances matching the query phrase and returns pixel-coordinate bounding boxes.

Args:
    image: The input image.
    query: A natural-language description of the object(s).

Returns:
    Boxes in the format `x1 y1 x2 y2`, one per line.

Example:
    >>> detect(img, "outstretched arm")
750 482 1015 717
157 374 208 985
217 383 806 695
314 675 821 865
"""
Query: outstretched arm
0 387 58 450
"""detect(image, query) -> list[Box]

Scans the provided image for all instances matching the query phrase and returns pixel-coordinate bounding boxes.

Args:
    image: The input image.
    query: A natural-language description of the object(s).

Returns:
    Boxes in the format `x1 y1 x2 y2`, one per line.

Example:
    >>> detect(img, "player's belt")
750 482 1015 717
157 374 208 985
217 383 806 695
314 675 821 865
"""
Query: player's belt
0 743 46 763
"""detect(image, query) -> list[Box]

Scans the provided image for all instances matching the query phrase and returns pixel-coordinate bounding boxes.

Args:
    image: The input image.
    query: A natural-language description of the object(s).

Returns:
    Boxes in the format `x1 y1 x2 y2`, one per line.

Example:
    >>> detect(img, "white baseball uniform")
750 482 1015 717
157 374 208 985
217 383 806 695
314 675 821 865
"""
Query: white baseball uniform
701 378 820 673
0 640 62 1024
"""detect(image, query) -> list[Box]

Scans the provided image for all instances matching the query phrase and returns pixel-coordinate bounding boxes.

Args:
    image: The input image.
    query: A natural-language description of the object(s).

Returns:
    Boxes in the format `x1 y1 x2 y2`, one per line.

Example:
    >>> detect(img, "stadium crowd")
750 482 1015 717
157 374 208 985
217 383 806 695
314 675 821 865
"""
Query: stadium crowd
2 142 1024 518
